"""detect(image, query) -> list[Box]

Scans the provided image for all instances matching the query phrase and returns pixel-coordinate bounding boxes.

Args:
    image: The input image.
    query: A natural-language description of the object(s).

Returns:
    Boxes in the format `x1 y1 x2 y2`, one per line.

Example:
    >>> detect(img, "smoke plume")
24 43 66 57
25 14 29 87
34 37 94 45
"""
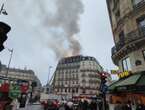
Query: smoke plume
7 0 84 59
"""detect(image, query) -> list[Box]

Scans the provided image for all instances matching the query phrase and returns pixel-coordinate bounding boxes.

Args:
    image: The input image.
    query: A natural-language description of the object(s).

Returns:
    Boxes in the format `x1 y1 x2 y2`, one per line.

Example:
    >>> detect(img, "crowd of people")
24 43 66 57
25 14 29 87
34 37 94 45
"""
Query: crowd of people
2 95 145 110
114 100 145 110
41 99 145 110
0 93 41 110
41 99 107 110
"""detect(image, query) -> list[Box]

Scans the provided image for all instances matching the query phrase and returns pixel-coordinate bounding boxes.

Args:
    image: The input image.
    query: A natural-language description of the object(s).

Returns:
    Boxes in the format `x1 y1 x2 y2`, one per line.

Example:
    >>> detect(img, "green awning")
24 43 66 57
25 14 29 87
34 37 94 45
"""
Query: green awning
137 74 145 85
109 71 145 92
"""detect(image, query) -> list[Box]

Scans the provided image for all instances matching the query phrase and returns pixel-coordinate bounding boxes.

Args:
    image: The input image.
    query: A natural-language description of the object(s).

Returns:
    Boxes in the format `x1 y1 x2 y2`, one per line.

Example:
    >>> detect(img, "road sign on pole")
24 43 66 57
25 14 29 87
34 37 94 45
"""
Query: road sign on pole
9 84 21 99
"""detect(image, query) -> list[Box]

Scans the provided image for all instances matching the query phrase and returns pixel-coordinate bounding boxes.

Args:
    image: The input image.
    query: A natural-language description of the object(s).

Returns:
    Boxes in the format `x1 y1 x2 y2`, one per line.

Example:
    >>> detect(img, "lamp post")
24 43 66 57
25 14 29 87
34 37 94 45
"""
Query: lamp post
48 66 52 84
47 66 52 94
6 48 13 78
0 3 8 15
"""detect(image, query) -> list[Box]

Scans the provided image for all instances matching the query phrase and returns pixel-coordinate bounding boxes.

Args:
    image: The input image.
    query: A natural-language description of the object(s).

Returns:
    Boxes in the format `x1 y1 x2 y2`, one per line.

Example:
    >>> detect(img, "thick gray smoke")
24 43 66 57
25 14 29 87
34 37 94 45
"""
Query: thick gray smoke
6 0 84 58
47 0 84 57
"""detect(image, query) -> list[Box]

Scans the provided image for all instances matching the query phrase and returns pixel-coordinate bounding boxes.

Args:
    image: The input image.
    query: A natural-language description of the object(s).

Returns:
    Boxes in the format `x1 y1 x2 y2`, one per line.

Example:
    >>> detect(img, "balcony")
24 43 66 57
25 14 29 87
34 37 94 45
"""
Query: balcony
112 27 145 65
133 0 145 10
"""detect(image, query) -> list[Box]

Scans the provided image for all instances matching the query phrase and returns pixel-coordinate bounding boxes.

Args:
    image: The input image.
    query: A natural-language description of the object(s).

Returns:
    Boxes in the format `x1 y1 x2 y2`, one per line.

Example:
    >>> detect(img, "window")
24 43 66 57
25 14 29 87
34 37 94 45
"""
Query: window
119 31 125 42
65 88 67 93
76 88 78 93
137 16 145 28
82 89 86 94
143 50 145 60
122 57 132 71
82 73 86 77
137 16 145 35
115 10 120 21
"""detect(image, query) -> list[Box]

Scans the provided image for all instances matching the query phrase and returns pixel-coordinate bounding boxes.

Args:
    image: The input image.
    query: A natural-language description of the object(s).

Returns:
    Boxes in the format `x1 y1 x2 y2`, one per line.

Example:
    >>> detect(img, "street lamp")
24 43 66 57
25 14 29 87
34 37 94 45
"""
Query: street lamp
47 66 53 84
0 3 8 15
6 48 13 78
47 66 52 94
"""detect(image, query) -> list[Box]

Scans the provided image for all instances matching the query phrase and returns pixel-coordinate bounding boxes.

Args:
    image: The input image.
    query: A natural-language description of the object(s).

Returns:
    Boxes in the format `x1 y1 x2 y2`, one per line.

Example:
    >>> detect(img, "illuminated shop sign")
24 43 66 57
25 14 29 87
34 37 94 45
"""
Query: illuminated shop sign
118 71 131 79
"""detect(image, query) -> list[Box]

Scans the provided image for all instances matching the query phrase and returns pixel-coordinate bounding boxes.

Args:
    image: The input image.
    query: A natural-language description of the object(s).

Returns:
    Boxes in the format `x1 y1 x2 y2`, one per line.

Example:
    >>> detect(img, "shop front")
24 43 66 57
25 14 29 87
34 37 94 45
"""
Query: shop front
108 71 145 108
0 77 30 109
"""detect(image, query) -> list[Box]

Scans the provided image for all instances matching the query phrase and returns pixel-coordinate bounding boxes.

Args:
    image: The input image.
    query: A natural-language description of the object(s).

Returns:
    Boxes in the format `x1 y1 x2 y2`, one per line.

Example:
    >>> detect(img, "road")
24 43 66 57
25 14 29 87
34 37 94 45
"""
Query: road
19 103 43 110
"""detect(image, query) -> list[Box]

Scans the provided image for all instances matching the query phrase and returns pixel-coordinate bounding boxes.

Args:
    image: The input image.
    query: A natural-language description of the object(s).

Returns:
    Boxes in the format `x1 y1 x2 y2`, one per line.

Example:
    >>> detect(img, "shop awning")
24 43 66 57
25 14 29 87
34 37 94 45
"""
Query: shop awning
109 71 145 93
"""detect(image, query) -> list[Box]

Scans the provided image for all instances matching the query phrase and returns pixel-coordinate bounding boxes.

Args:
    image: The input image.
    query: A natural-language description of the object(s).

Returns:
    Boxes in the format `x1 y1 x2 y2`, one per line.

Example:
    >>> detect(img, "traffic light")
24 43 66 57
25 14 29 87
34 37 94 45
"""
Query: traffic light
31 81 37 88
0 22 11 52
101 73 107 84
100 72 108 94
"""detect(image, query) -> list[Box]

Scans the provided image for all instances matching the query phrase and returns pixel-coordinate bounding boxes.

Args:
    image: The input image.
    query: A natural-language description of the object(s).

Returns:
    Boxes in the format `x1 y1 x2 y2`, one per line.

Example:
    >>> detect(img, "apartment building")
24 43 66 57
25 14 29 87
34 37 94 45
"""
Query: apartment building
53 55 103 99
107 0 145 73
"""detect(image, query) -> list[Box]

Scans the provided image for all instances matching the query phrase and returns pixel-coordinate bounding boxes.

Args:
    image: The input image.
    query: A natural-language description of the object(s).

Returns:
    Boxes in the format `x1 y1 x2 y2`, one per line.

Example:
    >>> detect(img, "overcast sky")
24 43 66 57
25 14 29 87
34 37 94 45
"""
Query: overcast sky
0 0 116 85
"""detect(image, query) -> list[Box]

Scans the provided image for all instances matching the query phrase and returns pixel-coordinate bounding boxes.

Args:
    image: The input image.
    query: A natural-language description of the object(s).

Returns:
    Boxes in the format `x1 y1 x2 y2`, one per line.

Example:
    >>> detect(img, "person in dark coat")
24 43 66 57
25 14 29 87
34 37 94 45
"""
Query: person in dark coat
78 100 83 110
125 101 132 110
136 100 145 110
90 100 97 110
18 95 27 108
64 103 71 110
83 100 89 110
114 101 122 110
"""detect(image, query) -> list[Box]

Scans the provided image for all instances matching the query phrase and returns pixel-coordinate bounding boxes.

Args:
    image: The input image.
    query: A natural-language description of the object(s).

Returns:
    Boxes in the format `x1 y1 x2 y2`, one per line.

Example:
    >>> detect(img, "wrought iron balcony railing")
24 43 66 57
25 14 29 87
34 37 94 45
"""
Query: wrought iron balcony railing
112 27 145 56
133 0 145 9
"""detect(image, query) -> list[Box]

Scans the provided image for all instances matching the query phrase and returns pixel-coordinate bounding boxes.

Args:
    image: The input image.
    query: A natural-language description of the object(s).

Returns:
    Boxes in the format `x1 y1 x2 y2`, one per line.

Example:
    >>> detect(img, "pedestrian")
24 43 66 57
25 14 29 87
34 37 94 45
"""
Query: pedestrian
10 98 19 110
67 100 73 110
4 97 13 110
114 101 122 110
83 100 88 110
125 101 132 110
89 100 97 110
106 103 109 110
64 103 70 110
42 100 48 110
53 100 59 110
18 94 27 108
136 100 145 110
78 100 83 110
98 102 102 110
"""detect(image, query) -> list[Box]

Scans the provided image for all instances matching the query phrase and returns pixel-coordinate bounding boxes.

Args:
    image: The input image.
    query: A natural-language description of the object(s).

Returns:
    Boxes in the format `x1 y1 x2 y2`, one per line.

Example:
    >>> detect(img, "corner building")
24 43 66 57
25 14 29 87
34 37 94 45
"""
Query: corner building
107 0 145 73
53 55 103 99
107 0 145 106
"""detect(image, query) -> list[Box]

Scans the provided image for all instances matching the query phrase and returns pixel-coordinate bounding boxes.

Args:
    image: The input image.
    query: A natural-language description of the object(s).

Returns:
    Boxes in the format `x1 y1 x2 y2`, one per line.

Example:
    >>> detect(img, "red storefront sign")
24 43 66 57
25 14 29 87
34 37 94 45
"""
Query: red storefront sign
21 85 29 93
0 83 9 92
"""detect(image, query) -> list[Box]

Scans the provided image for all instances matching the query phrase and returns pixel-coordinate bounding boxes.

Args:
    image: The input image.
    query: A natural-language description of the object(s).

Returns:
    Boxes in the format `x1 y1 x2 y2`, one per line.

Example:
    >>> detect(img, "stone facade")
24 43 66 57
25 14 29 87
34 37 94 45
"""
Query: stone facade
107 0 145 73
118 45 145 73
0 64 41 88
52 55 103 99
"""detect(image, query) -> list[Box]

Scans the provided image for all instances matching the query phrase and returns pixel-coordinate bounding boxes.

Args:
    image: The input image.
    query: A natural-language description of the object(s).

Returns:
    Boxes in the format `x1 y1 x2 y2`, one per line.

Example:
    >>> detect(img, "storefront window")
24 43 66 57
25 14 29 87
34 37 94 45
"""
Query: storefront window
122 57 132 71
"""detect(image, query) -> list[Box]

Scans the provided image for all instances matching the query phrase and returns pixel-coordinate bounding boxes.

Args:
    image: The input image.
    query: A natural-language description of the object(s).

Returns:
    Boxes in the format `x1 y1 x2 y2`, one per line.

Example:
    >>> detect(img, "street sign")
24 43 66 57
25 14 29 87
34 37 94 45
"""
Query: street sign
118 71 131 79
9 84 20 99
